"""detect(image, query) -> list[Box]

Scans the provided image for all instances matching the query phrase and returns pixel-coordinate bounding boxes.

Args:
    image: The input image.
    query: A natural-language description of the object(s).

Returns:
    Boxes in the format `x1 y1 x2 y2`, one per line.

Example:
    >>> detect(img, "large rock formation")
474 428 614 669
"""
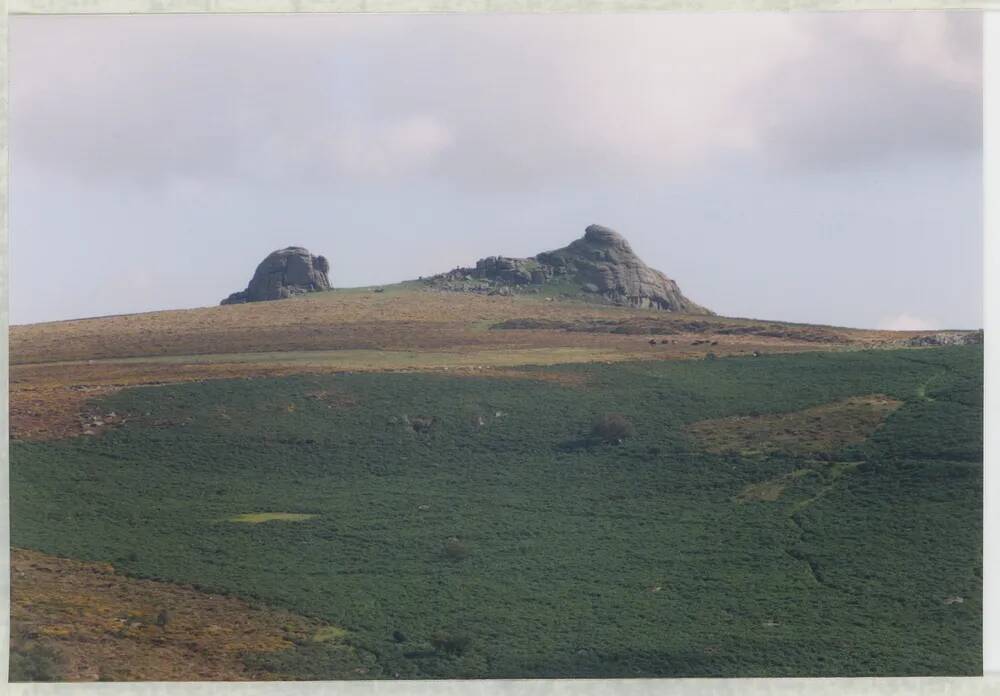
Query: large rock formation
221 247 331 305
429 224 712 314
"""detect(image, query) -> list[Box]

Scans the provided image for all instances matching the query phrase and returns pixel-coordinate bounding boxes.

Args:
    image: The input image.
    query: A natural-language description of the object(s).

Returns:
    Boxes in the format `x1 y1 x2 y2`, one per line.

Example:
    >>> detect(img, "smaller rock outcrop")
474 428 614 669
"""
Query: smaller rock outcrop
222 247 331 305
903 330 983 347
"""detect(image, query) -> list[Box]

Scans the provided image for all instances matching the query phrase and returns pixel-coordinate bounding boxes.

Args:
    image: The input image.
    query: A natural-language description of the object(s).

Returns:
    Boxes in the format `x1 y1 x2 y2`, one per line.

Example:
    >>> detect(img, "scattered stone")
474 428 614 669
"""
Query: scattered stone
904 331 983 347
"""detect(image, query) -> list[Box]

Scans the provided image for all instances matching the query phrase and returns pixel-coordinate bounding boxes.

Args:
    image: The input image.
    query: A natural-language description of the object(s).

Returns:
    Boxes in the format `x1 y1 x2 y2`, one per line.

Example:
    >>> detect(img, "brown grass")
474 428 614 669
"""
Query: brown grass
686 394 904 457
10 289 916 443
11 288 913 366
10 548 364 681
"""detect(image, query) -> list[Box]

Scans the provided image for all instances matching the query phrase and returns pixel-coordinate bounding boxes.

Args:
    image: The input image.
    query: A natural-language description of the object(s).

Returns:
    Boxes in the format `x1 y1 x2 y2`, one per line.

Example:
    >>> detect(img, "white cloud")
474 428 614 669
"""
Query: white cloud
877 313 939 331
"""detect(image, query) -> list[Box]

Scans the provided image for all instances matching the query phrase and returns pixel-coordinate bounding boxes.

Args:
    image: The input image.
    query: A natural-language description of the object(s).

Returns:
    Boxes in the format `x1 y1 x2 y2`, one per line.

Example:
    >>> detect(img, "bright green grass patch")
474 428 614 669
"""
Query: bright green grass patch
312 626 348 642
228 513 317 524
10 346 982 680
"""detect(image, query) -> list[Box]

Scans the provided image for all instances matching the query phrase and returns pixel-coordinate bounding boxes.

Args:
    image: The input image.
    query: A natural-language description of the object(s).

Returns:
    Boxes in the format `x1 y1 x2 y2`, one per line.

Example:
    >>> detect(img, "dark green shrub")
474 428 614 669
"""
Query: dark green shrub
408 415 436 434
444 537 469 560
9 632 63 682
431 631 471 656
591 413 635 444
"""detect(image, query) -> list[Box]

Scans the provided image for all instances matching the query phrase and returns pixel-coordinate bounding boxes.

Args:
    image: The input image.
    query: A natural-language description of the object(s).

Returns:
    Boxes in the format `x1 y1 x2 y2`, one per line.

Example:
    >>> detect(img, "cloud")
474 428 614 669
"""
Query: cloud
744 12 981 169
11 12 981 192
877 313 939 331
252 114 454 181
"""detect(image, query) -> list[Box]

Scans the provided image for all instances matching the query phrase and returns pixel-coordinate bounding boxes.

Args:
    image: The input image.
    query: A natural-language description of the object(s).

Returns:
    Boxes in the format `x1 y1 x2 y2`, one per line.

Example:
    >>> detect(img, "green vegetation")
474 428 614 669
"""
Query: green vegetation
10 346 982 679
312 625 348 642
228 513 318 524
591 413 635 444
9 628 64 682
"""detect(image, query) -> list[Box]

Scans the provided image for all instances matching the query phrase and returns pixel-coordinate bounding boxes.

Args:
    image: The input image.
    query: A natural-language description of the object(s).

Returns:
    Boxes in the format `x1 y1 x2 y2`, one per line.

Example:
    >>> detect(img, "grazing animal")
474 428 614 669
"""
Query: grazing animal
648 339 657 345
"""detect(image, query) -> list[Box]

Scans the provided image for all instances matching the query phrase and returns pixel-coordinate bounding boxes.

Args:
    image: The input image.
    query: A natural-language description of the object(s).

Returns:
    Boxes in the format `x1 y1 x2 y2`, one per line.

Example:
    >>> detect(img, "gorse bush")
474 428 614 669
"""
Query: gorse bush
9 630 63 682
431 630 471 656
444 537 469 560
591 413 635 443
408 415 436 434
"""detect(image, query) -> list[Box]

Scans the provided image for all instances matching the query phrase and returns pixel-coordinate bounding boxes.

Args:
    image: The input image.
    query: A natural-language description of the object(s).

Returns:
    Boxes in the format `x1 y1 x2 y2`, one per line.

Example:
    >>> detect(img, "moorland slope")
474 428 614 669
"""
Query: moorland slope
8 269 984 681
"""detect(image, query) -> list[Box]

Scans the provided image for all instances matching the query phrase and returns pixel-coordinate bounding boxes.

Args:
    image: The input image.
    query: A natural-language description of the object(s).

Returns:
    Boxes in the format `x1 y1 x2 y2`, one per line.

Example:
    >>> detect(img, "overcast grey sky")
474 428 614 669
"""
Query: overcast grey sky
10 12 982 329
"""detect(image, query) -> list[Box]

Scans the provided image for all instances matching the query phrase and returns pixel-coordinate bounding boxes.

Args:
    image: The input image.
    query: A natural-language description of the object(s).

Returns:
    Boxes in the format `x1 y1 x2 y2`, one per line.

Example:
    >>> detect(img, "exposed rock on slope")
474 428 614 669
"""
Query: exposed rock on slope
222 247 331 305
903 330 983 347
429 224 711 314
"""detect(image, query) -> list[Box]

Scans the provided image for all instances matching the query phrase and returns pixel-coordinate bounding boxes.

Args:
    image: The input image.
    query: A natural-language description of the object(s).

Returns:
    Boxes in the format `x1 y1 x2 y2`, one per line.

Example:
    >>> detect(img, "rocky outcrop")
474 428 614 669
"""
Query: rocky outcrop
428 224 712 314
904 330 983 347
221 247 331 305
536 224 710 312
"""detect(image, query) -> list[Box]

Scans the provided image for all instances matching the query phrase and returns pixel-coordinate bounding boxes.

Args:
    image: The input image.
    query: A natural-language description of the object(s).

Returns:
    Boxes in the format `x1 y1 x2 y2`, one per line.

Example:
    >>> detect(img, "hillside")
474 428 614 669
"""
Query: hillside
8 285 984 681
10 343 983 679
9 285 968 443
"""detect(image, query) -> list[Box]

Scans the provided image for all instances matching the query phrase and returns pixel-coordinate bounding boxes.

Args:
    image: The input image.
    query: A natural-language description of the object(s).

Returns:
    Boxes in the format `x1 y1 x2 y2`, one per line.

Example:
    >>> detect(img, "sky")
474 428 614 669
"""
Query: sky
10 11 983 329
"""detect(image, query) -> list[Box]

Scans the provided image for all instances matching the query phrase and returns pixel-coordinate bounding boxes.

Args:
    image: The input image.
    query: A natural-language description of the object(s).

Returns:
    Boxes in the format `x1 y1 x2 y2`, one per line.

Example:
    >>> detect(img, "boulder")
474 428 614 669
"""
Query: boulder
222 247 331 305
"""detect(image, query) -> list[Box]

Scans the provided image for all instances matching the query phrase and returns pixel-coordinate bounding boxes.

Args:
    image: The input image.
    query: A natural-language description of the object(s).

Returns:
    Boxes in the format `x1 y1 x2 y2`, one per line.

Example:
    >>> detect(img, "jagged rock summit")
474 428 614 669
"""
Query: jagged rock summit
429 224 712 314
221 247 331 305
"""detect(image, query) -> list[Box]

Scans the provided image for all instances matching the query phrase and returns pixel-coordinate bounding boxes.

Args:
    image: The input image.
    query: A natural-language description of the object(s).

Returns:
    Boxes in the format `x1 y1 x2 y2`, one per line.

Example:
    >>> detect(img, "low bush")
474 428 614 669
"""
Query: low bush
444 537 469 560
430 631 471 656
591 413 635 444
9 631 63 682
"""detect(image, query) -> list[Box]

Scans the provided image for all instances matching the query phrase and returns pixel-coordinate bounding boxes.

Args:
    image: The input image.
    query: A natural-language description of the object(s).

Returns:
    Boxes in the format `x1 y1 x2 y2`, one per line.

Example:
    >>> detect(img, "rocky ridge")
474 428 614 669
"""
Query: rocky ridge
428 224 712 314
